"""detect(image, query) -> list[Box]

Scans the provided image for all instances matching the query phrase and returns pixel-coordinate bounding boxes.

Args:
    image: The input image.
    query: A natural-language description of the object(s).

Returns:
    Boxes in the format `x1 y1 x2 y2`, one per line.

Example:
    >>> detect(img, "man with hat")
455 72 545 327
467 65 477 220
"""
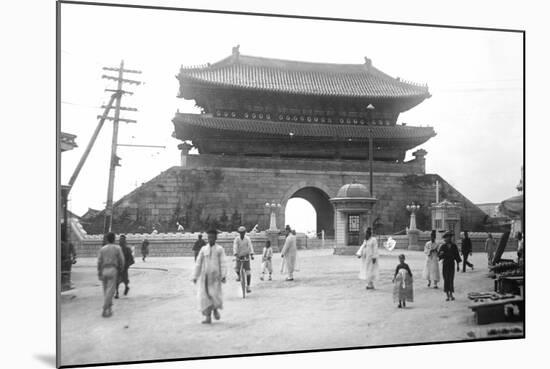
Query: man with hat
438 231 462 301
233 226 255 293
281 225 298 281
192 229 227 324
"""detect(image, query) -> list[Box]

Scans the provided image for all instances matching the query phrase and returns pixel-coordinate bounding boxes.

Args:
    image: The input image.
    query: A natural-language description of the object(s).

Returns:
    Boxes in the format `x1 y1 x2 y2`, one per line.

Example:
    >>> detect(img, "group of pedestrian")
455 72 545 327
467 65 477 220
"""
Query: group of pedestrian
355 227 415 307
191 224 297 324
95 224 522 322
356 228 476 308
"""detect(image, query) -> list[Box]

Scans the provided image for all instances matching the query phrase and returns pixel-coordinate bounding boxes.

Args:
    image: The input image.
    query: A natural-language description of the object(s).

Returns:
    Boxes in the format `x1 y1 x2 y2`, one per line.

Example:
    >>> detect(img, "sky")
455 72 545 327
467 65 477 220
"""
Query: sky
60 3 523 232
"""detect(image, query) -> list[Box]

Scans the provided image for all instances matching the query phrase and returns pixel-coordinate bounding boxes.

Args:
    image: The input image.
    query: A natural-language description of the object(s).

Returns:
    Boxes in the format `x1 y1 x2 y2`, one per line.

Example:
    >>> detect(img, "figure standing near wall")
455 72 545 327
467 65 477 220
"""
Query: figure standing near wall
193 234 206 261
485 233 497 266
460 231 474 272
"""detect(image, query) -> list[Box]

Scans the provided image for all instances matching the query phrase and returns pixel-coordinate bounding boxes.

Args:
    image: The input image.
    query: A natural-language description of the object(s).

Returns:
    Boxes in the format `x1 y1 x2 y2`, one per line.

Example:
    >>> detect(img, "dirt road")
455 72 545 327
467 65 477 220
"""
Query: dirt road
60 249 520 366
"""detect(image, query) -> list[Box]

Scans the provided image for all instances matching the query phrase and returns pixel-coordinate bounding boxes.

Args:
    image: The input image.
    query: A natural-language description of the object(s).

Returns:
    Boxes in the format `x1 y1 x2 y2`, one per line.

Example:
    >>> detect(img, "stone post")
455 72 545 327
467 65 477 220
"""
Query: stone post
178 142 193 167
406 204 421 250
266 230 281 252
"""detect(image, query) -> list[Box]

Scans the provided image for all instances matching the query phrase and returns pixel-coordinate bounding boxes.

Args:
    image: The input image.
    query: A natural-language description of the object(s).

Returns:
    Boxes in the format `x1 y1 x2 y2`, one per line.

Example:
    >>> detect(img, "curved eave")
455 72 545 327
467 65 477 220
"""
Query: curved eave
172 113 436 144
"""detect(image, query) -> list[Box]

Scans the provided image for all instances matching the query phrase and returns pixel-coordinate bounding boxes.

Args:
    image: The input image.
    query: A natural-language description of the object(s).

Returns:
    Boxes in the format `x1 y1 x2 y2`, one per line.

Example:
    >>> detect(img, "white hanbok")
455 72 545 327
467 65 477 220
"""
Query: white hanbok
422 240 440 282
281 234 297 276
193 244 227 313
356 237 379 282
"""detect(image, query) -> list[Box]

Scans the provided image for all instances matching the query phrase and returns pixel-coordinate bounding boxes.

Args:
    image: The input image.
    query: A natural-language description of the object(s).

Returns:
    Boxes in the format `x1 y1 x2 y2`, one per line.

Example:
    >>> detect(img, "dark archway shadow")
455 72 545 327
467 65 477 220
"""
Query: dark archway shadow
290 187 334 238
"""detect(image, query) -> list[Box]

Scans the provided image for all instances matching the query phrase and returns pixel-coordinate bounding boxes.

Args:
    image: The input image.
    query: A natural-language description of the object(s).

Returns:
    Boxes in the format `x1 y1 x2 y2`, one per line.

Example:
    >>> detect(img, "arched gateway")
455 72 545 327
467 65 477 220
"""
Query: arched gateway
283 185 334 238
91 49 487 237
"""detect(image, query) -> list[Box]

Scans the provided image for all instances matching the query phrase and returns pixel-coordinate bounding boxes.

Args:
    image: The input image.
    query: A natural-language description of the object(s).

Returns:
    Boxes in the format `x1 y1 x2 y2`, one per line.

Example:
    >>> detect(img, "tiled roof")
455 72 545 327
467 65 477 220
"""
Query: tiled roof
173 113 436 141
178 54 430 99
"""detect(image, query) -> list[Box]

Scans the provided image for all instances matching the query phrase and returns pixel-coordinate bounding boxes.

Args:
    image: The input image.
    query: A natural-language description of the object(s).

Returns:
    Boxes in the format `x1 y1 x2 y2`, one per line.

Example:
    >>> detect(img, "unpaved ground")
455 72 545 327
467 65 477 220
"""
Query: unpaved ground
60 249 521 367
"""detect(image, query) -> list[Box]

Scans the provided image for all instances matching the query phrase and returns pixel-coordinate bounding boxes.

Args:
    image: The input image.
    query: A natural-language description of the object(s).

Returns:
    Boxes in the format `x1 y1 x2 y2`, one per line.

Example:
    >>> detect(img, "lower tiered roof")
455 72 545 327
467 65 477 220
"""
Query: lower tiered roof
173 113 436 142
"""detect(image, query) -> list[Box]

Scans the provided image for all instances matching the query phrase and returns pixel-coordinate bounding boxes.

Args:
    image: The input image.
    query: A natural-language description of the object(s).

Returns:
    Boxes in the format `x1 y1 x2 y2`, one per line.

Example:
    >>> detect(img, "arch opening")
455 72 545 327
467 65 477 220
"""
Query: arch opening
285 186 334 238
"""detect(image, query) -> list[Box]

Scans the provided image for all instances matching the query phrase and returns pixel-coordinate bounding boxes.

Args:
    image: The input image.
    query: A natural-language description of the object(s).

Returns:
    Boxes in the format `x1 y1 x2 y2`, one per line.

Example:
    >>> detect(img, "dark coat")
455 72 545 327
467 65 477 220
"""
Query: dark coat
438 242 461 293
461 238 472 255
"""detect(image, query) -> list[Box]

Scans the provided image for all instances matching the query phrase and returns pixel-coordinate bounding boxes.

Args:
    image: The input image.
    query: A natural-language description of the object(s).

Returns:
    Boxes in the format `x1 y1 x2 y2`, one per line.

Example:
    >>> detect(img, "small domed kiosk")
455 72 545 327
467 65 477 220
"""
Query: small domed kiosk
330 181 377 255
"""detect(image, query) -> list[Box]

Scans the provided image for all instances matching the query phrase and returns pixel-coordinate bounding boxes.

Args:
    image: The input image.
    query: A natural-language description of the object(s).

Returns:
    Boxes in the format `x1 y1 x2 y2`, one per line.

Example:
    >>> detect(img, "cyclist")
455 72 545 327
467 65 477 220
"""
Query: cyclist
233 225 254 293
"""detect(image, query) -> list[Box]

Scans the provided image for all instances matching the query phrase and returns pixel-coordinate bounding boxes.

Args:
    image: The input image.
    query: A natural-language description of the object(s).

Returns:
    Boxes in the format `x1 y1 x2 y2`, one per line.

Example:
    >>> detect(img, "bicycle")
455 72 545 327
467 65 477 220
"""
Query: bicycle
235 255 250 299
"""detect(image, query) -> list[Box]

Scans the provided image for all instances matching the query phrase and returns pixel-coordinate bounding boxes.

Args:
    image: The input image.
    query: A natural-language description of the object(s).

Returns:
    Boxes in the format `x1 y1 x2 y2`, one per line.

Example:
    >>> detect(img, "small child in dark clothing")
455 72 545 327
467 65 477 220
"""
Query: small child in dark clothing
392 254 414 308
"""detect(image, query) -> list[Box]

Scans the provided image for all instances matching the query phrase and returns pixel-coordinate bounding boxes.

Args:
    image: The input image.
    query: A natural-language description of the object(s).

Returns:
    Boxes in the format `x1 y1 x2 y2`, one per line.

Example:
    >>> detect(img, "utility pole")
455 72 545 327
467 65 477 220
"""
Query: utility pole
366 104 375 197
102 60 142 234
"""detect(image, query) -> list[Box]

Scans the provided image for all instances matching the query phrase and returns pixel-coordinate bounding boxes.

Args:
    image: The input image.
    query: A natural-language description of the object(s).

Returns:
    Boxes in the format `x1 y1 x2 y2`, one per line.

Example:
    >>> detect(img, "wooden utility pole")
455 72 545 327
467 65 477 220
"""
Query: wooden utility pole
102 60 142 234
67 92 119 189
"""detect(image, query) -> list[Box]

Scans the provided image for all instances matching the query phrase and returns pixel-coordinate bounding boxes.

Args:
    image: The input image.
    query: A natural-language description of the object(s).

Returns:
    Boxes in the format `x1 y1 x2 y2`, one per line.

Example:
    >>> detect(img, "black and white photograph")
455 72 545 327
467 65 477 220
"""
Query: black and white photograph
53 0 530 367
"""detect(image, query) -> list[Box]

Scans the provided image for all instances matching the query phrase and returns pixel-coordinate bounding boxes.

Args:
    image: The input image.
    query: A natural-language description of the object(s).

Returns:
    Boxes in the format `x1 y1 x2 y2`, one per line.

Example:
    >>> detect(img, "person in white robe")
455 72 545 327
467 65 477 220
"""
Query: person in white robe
281 225 297 281
192 229 227 324
356 228 379 289
422 230 440 288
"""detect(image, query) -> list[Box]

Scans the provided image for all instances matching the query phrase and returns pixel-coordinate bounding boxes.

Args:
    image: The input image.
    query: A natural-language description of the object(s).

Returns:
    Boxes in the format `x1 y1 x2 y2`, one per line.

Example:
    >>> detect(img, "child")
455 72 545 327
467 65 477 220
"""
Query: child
260 240 273 281
392 254 414 308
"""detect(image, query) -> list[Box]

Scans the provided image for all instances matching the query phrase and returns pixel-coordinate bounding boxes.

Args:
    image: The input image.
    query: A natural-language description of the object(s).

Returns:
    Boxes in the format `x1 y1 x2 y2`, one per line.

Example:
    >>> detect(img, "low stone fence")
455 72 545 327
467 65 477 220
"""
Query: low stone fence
69 219 514 258
334 232 517 255
378 232 517 253
69 219 333 257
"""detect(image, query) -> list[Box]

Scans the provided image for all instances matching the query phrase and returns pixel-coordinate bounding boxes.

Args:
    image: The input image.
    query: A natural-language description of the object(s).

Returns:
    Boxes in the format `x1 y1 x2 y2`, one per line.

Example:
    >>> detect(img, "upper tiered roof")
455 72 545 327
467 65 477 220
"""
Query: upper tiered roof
177 48 431 100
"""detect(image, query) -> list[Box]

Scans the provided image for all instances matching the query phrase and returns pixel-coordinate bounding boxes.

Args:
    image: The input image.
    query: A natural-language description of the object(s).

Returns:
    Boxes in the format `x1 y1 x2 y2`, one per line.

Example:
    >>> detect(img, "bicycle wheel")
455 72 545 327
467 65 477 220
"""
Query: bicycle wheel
240 266 246 299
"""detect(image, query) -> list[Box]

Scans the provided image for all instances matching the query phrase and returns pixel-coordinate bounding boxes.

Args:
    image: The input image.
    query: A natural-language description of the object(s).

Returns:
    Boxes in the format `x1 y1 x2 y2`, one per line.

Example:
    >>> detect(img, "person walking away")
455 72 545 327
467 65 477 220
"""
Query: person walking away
485 233 497 266
260 240 273 281
356 228 379 290
392 254 414 308
422 230 440 288
115 235 134 299
233 226 255 293
141 239 150 262
438 231 461 301
192 229 227 324
61 224 77 291
281 225 297 281
461 231 474 272
193 234 206 261
97 232 125 317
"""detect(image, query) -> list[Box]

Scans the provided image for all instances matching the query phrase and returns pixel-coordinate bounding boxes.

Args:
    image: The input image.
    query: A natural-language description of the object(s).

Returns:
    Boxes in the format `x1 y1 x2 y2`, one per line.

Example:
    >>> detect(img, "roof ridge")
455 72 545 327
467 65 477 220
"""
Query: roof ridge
177 52 431 98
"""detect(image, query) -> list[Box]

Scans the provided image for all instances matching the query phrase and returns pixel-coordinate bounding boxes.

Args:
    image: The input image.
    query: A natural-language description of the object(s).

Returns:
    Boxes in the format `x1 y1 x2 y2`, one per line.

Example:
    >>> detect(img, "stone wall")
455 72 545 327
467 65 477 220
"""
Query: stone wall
83 154 487 236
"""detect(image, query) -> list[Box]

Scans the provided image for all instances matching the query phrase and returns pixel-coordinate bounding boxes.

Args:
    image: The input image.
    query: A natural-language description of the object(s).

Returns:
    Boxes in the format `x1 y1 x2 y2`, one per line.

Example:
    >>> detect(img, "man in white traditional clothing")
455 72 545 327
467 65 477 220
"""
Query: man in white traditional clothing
281 225 298 281
356 228 379 289
422 230 440 288
233 225 255 293
192 229 227 324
